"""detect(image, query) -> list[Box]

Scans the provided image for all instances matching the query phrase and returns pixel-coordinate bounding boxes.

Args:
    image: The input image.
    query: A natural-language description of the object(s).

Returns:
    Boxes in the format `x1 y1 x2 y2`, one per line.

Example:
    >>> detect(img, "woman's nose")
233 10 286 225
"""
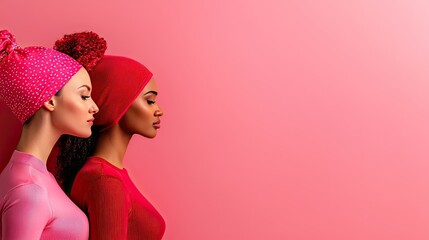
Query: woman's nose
155 106 163 116
90 99 99 114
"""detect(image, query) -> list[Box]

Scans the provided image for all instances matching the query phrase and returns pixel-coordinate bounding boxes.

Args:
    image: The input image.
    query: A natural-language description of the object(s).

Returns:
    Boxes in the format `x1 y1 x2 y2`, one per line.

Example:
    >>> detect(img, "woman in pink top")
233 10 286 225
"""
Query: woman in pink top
0 30 99 239
54 32 165 239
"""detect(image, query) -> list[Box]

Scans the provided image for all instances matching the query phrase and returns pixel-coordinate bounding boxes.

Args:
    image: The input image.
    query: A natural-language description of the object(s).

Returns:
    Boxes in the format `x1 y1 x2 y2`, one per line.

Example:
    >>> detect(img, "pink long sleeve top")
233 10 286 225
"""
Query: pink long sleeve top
0 150 89 240
71 156 165 240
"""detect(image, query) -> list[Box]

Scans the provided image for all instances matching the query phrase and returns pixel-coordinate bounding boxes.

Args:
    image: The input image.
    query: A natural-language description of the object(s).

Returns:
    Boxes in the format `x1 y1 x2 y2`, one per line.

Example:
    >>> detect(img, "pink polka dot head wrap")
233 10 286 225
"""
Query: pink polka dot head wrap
0 30 82 123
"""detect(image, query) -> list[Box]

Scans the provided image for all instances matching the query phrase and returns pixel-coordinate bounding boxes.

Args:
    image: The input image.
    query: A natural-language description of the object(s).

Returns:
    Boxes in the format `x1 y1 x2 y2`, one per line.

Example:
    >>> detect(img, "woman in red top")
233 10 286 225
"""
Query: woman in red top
54 32 165 240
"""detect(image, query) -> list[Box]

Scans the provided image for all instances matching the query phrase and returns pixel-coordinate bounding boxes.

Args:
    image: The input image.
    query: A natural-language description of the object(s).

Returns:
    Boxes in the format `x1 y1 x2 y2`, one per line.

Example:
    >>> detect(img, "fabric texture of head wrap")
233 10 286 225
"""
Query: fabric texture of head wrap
89 56 153 130
0 30 82 123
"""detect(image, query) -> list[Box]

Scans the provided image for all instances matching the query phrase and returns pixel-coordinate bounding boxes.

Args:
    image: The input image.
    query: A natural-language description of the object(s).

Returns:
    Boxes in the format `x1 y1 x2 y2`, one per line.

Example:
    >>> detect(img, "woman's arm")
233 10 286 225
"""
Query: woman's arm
2 184 51 240
87 176 131 240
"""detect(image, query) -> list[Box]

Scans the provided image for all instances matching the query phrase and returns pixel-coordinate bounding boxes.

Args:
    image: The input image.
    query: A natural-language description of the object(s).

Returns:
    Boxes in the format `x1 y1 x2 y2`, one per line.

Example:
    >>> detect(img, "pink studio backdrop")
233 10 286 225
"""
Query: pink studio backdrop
2 0 429 239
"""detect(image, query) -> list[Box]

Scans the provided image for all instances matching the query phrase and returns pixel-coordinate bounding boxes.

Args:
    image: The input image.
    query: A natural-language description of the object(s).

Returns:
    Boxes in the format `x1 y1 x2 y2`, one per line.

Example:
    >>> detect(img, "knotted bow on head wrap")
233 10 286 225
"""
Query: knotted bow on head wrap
0 31 19 61
54 32 153 131
0 30 82 123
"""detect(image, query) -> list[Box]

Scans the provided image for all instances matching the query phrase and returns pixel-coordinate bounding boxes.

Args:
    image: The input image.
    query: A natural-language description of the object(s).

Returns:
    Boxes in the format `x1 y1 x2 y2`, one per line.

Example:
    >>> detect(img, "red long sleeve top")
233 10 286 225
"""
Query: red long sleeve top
70 156 165 240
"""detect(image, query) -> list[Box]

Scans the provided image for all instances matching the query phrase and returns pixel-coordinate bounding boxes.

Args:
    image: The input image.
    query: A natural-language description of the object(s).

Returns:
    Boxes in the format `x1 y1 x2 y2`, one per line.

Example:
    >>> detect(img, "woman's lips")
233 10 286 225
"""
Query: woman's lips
153 120 161 129
87 117 95 125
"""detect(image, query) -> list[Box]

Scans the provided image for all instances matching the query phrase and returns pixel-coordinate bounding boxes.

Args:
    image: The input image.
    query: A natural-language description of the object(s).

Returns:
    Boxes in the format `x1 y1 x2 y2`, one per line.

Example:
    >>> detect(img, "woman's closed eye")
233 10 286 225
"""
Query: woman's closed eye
82 95 91 101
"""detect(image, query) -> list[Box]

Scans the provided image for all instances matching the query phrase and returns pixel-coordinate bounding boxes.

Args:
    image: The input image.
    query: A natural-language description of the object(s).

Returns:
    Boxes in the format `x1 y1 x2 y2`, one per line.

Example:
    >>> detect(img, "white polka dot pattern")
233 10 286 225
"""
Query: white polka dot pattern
0 30 82 123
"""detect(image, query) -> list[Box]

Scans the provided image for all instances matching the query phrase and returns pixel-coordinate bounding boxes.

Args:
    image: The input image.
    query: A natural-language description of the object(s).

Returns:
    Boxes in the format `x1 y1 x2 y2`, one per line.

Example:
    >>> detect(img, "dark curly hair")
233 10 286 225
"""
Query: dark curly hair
54 31 106 193
56 130 99 193
54 31 106 72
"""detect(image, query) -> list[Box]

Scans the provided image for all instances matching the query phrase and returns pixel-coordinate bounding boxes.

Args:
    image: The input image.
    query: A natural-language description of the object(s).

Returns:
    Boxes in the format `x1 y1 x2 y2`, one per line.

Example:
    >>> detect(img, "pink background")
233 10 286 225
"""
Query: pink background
2 0 429 239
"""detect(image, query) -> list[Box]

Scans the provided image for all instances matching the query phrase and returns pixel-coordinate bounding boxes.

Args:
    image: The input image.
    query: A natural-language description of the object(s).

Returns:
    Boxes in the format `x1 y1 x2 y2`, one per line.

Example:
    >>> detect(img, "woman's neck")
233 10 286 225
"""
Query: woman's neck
16 118 60 165
92 125 133 169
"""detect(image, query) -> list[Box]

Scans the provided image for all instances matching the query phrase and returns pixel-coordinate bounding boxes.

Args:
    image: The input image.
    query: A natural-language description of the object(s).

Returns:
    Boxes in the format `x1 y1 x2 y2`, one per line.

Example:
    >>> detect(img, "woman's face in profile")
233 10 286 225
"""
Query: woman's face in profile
51 68 99 138
119 78 163 138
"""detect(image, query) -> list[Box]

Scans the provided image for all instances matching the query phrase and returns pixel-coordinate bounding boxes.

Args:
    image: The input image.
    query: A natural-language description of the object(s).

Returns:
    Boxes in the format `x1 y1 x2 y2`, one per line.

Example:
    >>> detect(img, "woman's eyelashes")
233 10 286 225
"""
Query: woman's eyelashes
81 95 91 101
147 99 156 105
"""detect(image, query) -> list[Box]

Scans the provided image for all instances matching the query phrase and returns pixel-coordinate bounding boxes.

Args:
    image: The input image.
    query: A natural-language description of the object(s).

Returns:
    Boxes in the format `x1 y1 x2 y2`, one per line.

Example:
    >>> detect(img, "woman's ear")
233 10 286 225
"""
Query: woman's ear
42 97 56 112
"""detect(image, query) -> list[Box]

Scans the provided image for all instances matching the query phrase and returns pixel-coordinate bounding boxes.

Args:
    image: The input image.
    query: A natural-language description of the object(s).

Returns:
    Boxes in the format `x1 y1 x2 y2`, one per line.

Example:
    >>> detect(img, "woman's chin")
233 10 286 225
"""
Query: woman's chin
69 129 92 138
141 130 157 139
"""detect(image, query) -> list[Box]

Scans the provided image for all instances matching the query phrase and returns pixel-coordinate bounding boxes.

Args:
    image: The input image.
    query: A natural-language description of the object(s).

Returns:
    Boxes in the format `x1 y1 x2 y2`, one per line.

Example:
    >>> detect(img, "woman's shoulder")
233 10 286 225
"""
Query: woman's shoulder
75 156 125 181
72 158 130 198
0 155 48 196
1 182 51 216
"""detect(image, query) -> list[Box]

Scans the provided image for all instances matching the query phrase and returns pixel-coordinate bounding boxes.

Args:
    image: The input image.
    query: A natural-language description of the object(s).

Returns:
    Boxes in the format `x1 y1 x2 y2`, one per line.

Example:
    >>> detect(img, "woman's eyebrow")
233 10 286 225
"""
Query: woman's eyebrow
78 85 91 91
144 90 158 96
